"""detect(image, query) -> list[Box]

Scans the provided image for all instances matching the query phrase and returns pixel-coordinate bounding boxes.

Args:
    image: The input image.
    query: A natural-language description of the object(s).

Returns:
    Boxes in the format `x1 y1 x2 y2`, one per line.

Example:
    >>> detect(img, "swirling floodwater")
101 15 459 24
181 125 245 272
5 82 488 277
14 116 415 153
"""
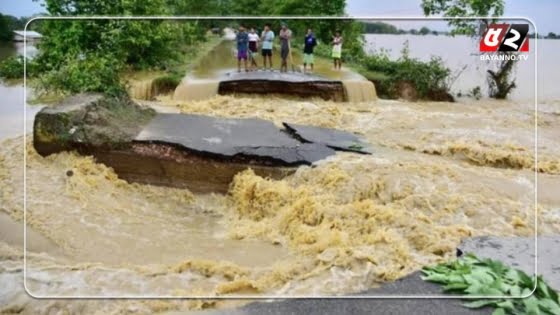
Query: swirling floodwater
1 93 560 313
1 42 560 314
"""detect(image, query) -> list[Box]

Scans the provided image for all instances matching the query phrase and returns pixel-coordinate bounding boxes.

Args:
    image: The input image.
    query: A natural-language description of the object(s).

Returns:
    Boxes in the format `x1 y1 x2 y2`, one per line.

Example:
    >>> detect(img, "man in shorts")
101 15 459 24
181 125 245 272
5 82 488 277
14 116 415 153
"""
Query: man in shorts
261 24 274 70
248 27 260 71
279 23 292 72
303 28 317 73
236 25 249 72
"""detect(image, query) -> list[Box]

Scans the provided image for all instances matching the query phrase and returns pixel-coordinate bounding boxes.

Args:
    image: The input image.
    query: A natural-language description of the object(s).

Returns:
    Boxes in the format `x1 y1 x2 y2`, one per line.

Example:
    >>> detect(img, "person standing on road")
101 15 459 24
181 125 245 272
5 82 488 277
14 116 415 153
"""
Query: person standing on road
248 27 260 71
279 23 292 73
261 24 275 70
332 30 343 70
303 28 317 74
236 24 249 72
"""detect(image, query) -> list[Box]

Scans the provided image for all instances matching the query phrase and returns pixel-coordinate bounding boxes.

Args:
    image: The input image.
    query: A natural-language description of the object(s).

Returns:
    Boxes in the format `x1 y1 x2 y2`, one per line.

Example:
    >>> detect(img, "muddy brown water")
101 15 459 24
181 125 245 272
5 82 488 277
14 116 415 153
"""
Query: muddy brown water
1 39 560 314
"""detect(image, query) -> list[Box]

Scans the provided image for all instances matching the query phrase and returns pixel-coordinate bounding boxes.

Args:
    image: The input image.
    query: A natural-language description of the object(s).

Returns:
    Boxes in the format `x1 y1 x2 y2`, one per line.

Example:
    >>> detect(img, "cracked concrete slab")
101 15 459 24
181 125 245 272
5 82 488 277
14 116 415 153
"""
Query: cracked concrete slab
135 113 337 166
283 122 372 154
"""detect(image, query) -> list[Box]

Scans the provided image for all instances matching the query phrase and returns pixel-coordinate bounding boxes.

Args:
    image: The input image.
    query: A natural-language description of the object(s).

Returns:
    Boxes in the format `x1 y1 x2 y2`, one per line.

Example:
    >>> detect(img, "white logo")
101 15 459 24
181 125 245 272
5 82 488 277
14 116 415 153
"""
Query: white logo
483 28 503 47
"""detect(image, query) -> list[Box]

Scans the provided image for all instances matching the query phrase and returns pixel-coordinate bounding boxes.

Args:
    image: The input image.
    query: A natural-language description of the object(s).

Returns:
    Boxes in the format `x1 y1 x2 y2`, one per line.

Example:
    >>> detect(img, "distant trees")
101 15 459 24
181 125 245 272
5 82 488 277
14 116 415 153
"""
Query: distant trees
419 26 430 35
0 13 29 41
361 22 444 36
547 32 557 39
362 22 399 34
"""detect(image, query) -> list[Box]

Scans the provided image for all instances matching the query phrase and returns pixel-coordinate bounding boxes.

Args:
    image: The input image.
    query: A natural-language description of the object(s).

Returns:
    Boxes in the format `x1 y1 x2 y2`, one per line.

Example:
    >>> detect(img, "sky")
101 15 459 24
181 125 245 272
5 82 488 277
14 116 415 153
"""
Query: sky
0 0 558 33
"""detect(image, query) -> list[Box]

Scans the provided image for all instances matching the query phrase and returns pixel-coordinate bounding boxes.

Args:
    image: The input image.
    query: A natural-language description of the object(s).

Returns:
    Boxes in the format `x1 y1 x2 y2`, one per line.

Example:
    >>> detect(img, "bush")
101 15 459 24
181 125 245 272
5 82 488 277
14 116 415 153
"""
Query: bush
0 56 40 80
362 43 451 99
152 74 182 95
0 56 24 79
35 53 125 96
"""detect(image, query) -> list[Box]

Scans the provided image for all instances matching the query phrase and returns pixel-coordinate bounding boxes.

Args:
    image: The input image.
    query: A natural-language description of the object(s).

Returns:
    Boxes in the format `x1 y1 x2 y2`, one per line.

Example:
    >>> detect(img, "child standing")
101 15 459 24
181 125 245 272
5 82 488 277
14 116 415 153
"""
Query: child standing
248 27 260 71
303 28 317 74
236 25 249 72
332 30 343 70
279 23 292 73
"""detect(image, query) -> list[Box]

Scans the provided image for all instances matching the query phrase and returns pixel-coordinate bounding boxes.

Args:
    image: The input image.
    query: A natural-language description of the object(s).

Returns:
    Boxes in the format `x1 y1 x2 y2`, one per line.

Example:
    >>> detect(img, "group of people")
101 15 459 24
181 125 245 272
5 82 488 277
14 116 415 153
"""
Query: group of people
235 23 343 73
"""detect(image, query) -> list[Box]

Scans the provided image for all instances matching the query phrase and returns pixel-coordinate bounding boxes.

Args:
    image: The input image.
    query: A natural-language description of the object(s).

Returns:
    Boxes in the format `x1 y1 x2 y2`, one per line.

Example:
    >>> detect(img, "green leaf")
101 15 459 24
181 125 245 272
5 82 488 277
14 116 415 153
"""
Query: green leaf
471 268 496 284
504 268 521 283
538 298 560 315
421 273 449 284
491 308 506 315
463 299 499 308
509 285 522 297
421 254 560 315
443 282 469 292
448 274 465 283
518 270 536 288
465 282 485 295
479 287 506 296
523 296 540 314
496 300 515 311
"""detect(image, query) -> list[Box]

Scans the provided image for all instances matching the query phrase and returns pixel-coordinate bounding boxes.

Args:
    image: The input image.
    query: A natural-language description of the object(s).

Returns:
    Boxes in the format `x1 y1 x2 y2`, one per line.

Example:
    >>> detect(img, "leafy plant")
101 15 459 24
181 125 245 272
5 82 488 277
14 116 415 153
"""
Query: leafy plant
361 44 451 99
469 86 482 100
35 52 125 96
422 254 560 315
0 56 39 80
0 56 25 80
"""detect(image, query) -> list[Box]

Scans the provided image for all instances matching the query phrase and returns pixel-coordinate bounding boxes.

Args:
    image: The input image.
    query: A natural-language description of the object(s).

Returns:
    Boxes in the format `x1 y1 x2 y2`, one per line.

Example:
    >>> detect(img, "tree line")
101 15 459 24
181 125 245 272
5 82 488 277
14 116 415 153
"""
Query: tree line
0 13 33 41
362 22 442 36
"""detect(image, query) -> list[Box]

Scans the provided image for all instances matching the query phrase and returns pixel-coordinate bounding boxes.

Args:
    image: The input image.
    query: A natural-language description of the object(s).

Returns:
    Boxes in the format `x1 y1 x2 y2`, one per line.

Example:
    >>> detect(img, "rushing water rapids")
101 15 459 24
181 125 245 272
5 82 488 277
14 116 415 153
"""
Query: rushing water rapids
1 93 560 313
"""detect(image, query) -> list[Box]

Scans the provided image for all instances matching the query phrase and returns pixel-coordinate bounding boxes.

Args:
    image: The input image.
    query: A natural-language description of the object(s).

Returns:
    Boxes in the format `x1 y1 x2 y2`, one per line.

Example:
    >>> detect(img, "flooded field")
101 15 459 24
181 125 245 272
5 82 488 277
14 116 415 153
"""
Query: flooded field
1 37 560 314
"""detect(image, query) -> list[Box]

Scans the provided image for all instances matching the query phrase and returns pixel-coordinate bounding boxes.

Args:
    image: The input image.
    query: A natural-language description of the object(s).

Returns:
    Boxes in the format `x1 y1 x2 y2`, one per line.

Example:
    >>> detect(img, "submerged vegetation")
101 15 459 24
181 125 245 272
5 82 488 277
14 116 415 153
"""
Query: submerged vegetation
423 254 560 315
358 42 451 100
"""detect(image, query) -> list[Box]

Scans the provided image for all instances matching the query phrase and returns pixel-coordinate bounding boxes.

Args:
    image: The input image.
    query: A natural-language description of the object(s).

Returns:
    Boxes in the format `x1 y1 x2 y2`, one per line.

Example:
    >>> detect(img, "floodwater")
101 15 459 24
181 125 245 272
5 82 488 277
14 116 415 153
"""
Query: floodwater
365 34 560 102
0 42 42 140
1 35 560 314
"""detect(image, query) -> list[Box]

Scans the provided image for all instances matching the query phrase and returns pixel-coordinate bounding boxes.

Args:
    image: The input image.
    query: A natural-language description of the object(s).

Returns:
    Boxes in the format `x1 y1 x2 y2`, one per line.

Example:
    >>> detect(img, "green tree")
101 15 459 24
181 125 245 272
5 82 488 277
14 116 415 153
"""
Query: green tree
0 14 12 41
421 0 505 36
27 0 191 94
421 0 516 99
0 13 29 41
363 22 399 34
419 26 430 35
547 32 557 39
